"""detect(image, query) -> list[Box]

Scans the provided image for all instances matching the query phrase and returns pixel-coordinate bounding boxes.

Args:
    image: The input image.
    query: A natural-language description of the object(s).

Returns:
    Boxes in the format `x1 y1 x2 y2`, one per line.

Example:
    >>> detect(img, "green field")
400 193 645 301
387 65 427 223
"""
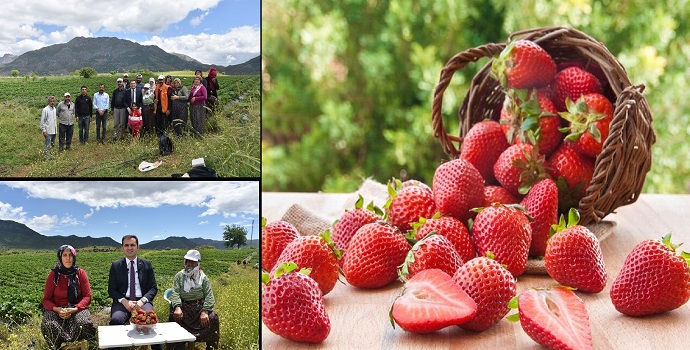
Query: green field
0 248 259 350
0 74 260 177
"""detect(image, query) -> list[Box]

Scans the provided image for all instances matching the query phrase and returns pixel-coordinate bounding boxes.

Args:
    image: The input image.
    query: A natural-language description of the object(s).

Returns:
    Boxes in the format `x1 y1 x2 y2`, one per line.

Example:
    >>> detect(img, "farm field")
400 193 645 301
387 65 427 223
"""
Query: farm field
0 74 260 177
0 248 259 350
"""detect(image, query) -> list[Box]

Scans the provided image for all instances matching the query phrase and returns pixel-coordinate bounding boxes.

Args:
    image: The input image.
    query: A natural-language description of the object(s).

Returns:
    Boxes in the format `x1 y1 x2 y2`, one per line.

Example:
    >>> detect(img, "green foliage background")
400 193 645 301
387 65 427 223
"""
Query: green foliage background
262 0 690 194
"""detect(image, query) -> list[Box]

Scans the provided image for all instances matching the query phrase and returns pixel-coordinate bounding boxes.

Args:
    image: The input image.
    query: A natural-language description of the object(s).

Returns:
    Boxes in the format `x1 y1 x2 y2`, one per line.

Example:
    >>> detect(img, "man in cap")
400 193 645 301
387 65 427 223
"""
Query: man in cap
74 85 93 145
111 78 128 142
56 92 76 151
122 73 130 88
154 75 171 136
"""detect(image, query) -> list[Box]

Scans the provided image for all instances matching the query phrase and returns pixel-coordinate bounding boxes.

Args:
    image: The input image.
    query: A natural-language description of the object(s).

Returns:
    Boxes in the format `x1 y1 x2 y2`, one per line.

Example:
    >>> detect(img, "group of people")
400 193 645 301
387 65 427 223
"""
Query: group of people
41 235 220 350
40 68 220 159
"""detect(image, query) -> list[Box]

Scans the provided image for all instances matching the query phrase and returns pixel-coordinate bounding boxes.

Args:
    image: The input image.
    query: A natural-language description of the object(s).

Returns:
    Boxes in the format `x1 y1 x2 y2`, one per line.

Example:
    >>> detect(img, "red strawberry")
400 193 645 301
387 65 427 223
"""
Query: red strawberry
432 158 485 224
493 143 548 197
342 221 409 289
400 179 432 192
413 215 476 263
270 232 341 296
399 233 463 280
520 178 558 257
545 209 607 293
511 286 593 350
262 263 331 343
548 141 595 212
557 60 608 90
452 255 517 332
491 39 556 89
500 89 562 156
261 218 300 271
385 179 436 233
551 66 603 111
610 233 690 316
471 204 532 276
332 194 381 253
483 185 520 206
560 93 614 158
391 269 477 333
460 120 509 184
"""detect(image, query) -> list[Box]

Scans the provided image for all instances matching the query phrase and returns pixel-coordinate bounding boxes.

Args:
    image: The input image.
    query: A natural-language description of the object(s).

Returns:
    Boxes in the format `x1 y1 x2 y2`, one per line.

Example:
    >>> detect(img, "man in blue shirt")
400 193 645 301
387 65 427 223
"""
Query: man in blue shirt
93 84 110 144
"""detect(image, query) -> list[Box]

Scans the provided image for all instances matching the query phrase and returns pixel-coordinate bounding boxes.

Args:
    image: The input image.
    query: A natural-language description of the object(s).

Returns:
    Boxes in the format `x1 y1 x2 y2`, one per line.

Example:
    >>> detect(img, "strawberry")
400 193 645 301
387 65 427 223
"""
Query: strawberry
261 218 300 271
548 141 595 213
491 39 556 89
400 179 432 192
550 66 603 111
483 185 520 206
332 194 382 253
432 158 485 224
452 255 517 332
559 93 614 158
459 120 509 184
520 178 558 257
342 221 410 289
391 269 477 333
399 233 463 280
270 231 341 296
609 233 690 316
493 143 549 197
413 214 476 263
471 204 532 276
545 209 607 293
509 286 593 350
262 262 330 343
557 60 608 90
500 89 562 156
385 179 436 233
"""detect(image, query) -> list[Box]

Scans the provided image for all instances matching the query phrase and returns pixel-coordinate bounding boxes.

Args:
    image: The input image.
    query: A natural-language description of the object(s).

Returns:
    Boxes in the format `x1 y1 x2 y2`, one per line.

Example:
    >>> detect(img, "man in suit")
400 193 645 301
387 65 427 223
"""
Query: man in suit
108 235 161 350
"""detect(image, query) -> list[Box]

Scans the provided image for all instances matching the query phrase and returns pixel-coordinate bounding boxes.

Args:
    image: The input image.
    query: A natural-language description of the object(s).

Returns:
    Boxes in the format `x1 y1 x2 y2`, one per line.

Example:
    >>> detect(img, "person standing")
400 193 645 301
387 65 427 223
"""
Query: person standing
74 86 93 145
189 76 208 136
135 74 144 92
154 75 171 136
141 83 155 136
56 93 76 152
111 78 128 142
122 73 130 88
93 84 109 144
126 80 143 116
41 245 96 349
128 103 143 141
40 96 57 159
205 67 220 99
108 235 161 350
195 69 208 89
170 78 189 136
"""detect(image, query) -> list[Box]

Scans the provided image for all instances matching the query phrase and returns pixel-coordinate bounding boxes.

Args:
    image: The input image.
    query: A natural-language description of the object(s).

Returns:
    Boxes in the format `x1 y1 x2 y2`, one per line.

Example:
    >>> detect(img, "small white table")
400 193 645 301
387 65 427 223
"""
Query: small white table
98 322 196 349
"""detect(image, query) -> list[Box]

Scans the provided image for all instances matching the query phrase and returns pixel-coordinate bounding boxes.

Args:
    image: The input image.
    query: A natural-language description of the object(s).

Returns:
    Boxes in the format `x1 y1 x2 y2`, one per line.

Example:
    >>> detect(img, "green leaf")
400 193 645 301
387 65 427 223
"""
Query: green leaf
355 194 364 209
506 312 521 322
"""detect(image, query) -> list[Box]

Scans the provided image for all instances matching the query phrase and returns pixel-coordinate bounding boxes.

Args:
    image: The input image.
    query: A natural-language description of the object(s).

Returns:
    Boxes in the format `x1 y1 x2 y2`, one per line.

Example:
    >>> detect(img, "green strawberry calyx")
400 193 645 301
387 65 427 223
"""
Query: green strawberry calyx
549 208 581 239
262 262 311 285
559 96 607 143
398 232 438 282
491 41 516 88
661 233 690 267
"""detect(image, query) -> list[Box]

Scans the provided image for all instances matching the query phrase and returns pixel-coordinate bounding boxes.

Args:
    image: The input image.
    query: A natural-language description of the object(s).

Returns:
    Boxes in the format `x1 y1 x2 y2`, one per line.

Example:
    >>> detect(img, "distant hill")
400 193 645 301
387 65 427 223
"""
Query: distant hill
141 236 257 250
0 219 119 250
0 37 259 76
0 53 16 65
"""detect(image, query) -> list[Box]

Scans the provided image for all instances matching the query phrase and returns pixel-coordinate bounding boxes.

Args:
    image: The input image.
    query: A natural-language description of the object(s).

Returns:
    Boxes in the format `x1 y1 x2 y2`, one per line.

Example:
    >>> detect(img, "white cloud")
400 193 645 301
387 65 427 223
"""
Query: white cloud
84 208 95 219
0 201 80 233
199 221 209 225
108 221 119 224
190 11 210 27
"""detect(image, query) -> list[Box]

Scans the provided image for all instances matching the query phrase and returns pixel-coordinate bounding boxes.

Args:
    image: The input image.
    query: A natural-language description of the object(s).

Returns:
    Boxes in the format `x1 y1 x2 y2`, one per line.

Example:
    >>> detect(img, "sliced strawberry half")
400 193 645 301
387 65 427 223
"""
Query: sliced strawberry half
391 268 477 333
510 286 593 350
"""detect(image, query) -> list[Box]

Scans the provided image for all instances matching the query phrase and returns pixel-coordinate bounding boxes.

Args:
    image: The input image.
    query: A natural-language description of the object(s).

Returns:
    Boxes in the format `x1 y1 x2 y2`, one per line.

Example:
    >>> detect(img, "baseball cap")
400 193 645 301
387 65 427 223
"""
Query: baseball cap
123 73 129 77
184 249 201 262
158 75 165 80
116 78 123 82
144 83 151 89
64 92 71 97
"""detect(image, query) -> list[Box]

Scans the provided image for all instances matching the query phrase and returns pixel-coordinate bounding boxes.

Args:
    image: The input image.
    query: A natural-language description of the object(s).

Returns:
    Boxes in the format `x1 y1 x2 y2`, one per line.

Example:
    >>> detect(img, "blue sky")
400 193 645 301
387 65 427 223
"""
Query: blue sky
0 181 260 244
1 0 260 66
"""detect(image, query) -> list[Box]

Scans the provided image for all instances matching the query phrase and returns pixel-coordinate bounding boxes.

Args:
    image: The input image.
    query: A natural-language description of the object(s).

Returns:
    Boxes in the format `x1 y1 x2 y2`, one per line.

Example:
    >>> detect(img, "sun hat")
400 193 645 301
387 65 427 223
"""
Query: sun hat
184 249 201 262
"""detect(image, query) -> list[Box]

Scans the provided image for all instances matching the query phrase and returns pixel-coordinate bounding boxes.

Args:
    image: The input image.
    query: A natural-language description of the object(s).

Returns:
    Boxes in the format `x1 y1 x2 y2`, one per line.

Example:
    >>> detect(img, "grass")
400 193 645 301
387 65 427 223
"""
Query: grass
0 75 260 178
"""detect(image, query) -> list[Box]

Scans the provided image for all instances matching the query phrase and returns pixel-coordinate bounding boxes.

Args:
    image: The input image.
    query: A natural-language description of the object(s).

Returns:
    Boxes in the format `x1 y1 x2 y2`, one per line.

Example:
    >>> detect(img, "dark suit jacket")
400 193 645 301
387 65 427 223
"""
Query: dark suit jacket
124 88 144 109
108 257 158 304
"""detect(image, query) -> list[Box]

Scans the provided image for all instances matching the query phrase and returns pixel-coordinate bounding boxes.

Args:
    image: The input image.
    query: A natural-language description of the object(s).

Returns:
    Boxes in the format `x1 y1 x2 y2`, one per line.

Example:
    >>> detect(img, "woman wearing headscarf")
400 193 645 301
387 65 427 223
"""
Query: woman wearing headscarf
169 249 220 350
170 78 189 136
205 67 220 113
189 76 208 136
41 245 96 349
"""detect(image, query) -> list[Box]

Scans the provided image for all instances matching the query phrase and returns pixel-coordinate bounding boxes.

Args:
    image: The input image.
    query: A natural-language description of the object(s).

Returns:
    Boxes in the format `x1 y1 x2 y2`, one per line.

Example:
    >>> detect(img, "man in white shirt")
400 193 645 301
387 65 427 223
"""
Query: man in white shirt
40 96 57 159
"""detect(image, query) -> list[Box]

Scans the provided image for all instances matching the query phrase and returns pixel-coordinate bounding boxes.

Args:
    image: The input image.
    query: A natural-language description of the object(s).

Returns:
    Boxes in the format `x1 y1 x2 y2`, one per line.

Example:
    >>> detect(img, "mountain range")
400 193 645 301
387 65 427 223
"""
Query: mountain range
0 219 257 250
0 36 259 76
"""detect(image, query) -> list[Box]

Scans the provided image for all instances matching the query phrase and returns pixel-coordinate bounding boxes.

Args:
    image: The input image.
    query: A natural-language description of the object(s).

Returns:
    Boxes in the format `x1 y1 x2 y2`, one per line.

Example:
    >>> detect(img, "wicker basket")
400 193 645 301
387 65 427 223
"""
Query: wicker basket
431 26 655 225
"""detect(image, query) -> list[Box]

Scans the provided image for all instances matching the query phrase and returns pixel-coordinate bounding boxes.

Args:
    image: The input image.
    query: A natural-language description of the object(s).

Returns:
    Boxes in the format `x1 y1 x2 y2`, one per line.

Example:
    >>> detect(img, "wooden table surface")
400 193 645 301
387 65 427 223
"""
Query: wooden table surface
261 192 690 349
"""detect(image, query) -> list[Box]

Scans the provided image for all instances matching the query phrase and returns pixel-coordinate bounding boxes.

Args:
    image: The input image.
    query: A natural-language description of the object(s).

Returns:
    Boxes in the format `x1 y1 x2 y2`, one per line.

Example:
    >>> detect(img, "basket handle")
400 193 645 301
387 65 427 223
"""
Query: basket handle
432 43 506 158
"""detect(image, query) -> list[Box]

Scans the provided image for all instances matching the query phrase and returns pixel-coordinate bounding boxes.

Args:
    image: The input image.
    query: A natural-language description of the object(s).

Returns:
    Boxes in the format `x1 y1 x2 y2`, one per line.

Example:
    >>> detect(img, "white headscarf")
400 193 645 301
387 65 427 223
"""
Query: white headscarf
183 264 206 292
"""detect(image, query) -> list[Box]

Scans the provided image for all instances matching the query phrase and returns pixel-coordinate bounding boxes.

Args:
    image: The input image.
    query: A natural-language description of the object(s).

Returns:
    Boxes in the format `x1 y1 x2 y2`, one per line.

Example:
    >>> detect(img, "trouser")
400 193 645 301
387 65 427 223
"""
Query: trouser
78 115 90 143
43 134 56 159
142 105 154 136
156 108 169 136
110 301 162 350
96 111 107 142
113 107 128 140
58 123 73 151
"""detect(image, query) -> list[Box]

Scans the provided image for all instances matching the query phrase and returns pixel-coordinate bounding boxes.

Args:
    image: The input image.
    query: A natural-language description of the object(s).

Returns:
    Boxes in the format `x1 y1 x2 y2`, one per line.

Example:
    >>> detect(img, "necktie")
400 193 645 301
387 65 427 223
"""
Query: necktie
132 90 135 104
129 260 136 299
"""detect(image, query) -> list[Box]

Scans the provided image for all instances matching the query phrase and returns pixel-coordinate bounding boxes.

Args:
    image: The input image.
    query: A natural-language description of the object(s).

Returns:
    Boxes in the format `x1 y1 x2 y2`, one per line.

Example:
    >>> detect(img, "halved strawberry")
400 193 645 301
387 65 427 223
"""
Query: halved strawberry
391 269 477 333
510 286 593 350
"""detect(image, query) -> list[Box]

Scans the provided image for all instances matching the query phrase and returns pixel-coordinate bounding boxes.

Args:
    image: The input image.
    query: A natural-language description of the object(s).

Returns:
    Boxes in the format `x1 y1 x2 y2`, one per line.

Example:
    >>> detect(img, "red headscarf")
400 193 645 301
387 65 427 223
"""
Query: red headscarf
208 67 217 90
